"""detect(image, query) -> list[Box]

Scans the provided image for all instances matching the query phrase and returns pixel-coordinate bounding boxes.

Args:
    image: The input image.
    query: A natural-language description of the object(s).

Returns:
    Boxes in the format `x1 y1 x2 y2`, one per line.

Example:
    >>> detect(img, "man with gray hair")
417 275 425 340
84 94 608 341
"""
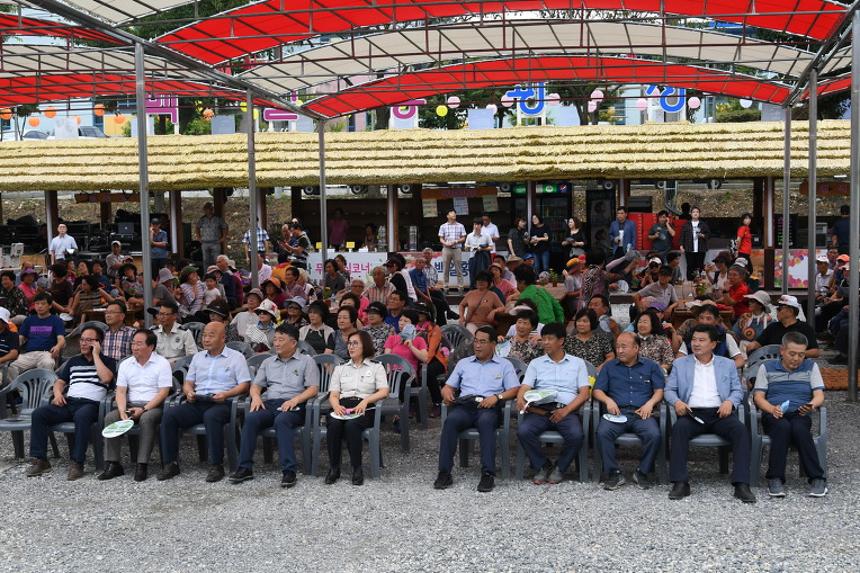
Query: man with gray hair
195 203 228 267
752 331 827 498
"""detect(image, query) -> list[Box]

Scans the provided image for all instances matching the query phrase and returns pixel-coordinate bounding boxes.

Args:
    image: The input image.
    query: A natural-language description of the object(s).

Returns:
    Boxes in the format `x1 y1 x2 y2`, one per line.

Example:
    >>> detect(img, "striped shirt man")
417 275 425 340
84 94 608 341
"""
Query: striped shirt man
59 353 117 402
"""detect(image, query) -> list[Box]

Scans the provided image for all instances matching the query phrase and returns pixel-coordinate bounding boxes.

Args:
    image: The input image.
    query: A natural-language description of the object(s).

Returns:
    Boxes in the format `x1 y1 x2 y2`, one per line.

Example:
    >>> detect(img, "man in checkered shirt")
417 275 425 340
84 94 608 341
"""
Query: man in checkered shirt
438 210 466 292
242 226 271 264
102 300 136 363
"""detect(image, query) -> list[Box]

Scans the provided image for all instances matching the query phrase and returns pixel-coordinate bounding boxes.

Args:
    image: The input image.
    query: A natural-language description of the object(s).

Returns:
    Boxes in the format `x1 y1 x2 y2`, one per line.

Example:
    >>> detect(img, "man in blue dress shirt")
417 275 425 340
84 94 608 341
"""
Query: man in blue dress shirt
158 322 251 483
593 332 664 490
515 323 590 485
434 326 520 492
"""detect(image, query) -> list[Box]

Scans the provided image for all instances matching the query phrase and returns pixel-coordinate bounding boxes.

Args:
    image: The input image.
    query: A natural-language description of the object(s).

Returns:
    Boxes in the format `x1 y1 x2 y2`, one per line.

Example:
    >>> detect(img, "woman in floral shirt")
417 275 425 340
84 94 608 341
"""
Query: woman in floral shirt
361 302 394 356
564 308 615 371
502 309 543 365
634 309 675 373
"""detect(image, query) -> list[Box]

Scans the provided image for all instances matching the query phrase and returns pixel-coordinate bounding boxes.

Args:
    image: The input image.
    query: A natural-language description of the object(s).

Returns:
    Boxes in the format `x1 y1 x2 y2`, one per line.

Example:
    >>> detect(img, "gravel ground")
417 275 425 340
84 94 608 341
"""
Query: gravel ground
0 392 858 572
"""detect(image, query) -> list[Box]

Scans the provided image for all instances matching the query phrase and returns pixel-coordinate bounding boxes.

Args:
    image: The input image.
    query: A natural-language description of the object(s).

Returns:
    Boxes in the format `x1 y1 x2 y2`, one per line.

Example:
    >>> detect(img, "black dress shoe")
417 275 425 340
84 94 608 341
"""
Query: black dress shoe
352 467 364 486
134 464 148 482
668 481 691 500
157 462 180 481
433 471 453 490
281 471 297 488
228 467 254 484
477 472 495 493
205 464 225 483
324 468 341 485
734 483 757 504
97 462 124 481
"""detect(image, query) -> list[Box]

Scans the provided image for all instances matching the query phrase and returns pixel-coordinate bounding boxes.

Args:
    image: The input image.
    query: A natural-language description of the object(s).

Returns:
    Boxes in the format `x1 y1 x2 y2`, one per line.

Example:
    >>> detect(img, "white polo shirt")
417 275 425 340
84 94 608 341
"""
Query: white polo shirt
688 355 722 408
117 353 173 403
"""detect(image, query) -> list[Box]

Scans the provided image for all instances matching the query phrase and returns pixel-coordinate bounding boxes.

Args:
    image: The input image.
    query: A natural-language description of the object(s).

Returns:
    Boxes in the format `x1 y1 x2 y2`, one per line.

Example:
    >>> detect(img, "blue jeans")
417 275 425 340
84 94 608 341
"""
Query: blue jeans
238 400 305 472
596 410 661 475
438 405 499 475
30 398 100 464
533 250 550 274
160 401 231 465
517 411 584 473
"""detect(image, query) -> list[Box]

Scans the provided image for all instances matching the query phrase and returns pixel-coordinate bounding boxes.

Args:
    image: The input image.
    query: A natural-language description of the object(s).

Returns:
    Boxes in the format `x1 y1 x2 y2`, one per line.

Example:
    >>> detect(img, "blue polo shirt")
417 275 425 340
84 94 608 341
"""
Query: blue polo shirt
446 355 520 397
522 353 590 406
20 314 65 353
151 229 169 259
186 346 252 394
409 268 429 294
594 356 665 409
753 358 824 413
384 313 401 334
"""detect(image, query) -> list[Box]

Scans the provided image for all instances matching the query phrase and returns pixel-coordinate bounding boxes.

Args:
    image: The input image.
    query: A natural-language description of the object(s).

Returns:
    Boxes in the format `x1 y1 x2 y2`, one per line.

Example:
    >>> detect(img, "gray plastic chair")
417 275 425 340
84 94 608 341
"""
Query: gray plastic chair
440 400 513 480
45 382 111 470
309 354 345 475
0 369 57 459
311 355 394 478
374 354 416 453
297 340 317 356
591 400 668 483
66 320 108 339
505 356 527 381
515 399 591 482
441 324 473 353
668 403 745 476
245 352 274 377
743 344 782 387
227 340 254 358
165 394 243 472
749 401 827 485
181 322 206 346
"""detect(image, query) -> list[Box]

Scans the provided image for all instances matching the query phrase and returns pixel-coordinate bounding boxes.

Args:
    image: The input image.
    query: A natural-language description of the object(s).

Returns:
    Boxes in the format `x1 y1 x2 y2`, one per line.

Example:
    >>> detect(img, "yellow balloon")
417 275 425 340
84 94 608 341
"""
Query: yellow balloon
436 105 448 117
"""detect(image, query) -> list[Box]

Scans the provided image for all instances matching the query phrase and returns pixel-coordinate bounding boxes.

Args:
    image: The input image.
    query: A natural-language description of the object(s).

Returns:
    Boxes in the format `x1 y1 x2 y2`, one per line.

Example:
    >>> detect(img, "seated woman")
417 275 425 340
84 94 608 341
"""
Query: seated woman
244 299 279 353
325 330 390 486
178 266 206 322
732 290 773 356
118 263 144 312
564 308 615 371
502 308 543 364
383 308 428 375
333 306 360 360
414 302 447 415
71 275 114 322
338 293 365 329
489 262 514 303
458 271 503 334
361 302 394 356
633 309 675 373
283 298 308 329
299 303 335 355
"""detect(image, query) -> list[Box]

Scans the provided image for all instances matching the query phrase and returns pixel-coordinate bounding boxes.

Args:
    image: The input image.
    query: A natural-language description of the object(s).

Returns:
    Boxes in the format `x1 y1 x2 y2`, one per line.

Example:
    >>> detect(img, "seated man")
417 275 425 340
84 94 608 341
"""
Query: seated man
8 292 66 381
676 304 745 369
515 323 590 485
748 295 820 359
102 300 137 363
433 326 520 492
752 332 827 498
666 324 755 503
588 294 620 337
153 300 198 367
0 308 20 384
593 332 664 490
26 327 117 480
633 266 679 319
99 329 173 482
158 322 251 483
229 324 319 488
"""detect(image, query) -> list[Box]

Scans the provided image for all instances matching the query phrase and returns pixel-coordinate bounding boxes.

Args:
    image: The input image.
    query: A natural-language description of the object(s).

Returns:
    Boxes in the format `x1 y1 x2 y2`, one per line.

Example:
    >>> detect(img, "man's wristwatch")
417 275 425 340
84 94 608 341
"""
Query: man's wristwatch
496 393 505 402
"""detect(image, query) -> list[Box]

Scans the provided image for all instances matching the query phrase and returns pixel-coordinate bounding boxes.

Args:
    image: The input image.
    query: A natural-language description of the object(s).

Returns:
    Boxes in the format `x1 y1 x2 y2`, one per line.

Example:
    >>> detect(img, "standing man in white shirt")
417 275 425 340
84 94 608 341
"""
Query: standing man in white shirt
49 223 78 265
438 210 467 293
481 213 500 253
98 329 173 482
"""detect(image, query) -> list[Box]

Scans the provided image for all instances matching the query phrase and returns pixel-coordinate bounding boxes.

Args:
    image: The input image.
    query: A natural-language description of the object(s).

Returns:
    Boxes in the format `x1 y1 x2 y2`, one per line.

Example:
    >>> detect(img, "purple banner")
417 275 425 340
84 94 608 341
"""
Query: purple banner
145 94 178 123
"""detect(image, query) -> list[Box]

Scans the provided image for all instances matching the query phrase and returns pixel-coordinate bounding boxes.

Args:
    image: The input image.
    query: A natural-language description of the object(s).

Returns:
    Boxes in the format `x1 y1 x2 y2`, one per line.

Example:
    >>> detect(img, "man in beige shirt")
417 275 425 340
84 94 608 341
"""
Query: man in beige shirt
153 301 197 367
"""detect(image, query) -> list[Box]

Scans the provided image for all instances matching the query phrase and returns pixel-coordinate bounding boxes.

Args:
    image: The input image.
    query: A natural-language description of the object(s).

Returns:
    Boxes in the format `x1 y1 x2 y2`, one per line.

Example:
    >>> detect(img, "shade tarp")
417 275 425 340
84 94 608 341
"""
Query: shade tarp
0 120 848 191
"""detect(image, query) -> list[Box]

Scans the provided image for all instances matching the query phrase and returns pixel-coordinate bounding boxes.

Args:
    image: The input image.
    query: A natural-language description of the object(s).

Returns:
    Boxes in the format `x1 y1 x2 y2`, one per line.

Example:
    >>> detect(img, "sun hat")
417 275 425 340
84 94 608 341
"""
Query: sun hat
743 290 772 311
256 299 280 319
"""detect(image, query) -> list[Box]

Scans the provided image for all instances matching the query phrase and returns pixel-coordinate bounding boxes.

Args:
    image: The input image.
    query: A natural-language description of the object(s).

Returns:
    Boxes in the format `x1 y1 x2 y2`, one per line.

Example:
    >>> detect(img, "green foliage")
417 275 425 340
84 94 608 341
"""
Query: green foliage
716 108 761 123
130 0 248 39
184 117 212 135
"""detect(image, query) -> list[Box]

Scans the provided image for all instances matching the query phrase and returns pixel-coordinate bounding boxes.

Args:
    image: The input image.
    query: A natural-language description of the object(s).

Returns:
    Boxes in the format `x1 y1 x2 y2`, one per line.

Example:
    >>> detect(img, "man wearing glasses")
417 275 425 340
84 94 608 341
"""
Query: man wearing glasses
434 326 520 492
26 326 117 480
153 301 197 368
102 300 136 363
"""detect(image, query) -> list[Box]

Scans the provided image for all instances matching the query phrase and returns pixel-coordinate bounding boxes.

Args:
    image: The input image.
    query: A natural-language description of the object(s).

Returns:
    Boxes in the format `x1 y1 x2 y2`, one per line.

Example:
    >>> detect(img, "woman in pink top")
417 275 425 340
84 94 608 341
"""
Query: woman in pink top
383 309 428 373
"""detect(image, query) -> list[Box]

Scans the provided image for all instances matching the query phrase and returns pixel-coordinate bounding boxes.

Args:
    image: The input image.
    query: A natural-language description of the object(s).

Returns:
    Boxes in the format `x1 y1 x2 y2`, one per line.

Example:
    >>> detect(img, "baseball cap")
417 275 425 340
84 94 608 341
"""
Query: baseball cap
111 240 121 247
0 307 10 324
648 257 662 266
837 254 850 263
816 255 829 264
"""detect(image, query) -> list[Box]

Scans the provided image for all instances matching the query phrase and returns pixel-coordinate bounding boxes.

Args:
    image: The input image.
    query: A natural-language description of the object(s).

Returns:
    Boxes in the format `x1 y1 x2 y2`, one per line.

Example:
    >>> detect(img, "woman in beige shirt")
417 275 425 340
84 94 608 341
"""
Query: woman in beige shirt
326 330 389 486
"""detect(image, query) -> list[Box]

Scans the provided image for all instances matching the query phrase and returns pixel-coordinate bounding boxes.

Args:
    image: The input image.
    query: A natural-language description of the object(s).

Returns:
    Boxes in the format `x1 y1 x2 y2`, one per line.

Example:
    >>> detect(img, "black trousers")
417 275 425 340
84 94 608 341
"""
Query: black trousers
762 412 825 482
669 407 750 485
425 358 445 405
685 251 706 280
327 397 373 471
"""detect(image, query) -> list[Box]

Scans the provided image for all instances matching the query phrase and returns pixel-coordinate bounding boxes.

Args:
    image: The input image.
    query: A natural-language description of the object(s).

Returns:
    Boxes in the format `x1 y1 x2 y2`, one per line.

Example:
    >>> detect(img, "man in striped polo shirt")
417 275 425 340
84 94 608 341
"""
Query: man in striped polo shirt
26 326 117 480
753 331 827 498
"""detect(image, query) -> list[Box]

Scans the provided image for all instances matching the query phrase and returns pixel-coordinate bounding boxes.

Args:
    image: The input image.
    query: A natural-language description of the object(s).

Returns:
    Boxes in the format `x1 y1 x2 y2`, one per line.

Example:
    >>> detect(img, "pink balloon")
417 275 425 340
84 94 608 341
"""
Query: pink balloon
587 100 598 113
687 96 701 110
636 98 648 111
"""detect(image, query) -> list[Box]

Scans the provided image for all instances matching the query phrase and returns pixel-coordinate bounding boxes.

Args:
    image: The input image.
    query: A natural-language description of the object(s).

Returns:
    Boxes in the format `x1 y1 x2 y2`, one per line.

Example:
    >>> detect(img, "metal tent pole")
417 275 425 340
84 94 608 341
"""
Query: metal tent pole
318 121 329 257
807 70 818 324
135 42 153 326
848 10 860 402
782 106 791 295
246 89 260 289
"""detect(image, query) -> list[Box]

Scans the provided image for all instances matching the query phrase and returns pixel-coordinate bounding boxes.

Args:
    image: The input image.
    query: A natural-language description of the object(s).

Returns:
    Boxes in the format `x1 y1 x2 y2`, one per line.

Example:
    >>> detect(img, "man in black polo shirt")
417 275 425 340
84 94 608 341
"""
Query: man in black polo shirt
26 326 117 480
746 295 819 358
